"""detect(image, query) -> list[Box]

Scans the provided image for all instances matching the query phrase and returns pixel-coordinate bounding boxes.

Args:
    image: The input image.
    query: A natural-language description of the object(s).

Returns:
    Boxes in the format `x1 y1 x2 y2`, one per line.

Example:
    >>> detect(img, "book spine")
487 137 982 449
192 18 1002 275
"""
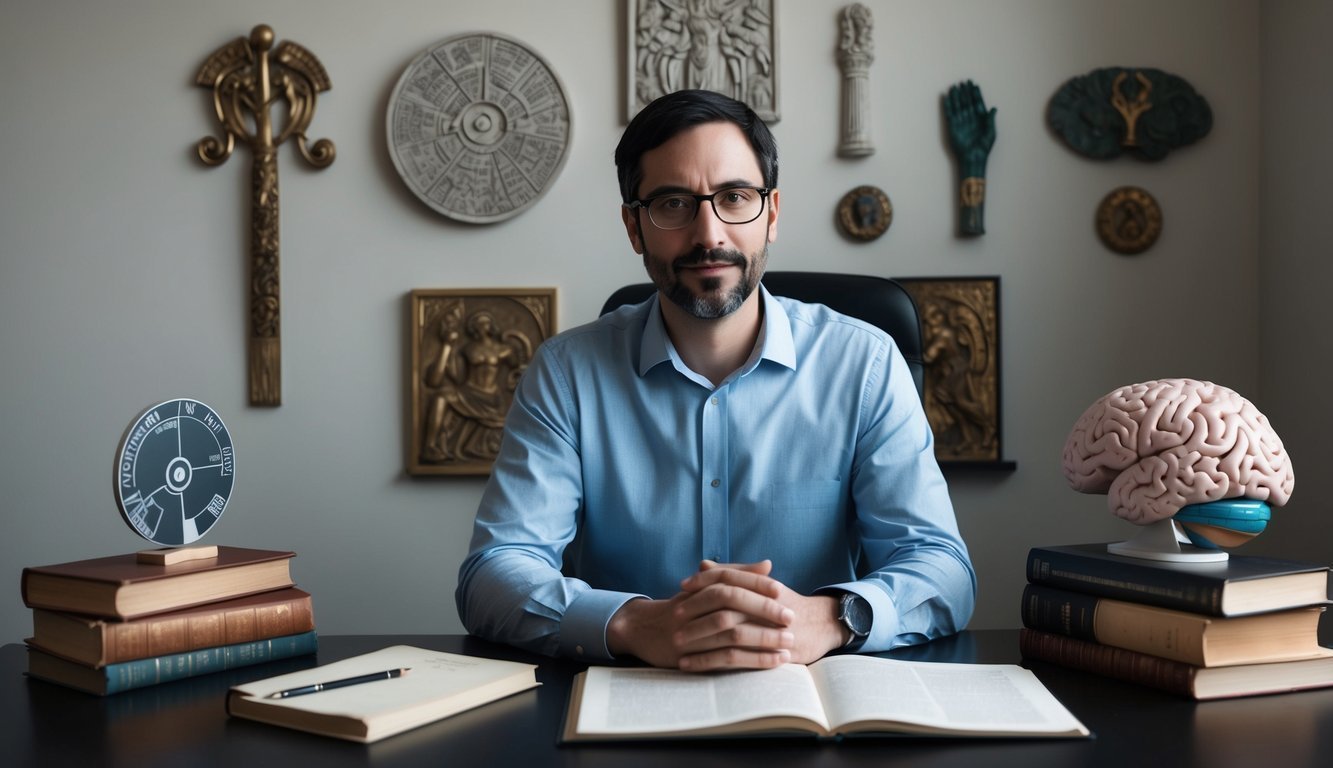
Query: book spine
100 631 318 695
1026 547 1224 614
102 593 315 664
1018 628 1198 698
1019 584 1100 641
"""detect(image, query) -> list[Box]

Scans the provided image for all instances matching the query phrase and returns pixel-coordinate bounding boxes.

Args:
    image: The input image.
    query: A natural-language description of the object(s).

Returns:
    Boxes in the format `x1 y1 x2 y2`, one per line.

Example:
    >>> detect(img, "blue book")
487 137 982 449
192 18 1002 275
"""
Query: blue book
26 630 318 695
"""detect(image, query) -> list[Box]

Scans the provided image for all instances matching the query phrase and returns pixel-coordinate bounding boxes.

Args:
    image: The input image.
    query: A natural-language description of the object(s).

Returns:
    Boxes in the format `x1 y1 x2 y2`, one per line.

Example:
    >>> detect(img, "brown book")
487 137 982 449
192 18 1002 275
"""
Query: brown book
21 547 295 620
1021 583 1328 666
1020 628 1333 700
27 588 315 667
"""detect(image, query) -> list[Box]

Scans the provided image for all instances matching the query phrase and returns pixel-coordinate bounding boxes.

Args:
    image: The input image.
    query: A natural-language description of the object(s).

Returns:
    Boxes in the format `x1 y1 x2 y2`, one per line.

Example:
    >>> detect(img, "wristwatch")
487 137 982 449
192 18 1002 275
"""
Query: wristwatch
835 592 872 648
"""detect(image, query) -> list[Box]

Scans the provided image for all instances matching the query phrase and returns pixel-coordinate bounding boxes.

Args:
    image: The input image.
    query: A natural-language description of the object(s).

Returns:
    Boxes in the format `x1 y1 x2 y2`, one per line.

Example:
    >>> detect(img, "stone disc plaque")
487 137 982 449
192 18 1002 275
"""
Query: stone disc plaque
387 32 573 224
114 398 235 546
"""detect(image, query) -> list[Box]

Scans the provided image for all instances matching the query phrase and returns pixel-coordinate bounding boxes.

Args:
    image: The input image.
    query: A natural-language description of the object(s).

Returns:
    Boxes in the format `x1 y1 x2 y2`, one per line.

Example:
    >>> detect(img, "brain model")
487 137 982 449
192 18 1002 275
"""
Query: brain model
1062 379 1293 526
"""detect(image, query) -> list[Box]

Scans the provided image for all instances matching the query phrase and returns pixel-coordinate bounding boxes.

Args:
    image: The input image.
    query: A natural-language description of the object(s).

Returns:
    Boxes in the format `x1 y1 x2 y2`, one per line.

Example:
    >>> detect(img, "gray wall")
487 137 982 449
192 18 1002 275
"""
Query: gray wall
2 0 1327 643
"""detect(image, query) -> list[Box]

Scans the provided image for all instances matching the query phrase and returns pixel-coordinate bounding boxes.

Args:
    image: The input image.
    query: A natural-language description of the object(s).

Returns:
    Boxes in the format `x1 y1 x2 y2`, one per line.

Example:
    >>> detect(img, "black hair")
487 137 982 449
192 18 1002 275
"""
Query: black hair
614 89 778 203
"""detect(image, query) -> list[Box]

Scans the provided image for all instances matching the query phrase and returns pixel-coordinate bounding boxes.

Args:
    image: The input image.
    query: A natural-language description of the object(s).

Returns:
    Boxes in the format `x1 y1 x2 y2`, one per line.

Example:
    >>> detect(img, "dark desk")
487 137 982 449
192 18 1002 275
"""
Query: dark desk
5 631 1333 768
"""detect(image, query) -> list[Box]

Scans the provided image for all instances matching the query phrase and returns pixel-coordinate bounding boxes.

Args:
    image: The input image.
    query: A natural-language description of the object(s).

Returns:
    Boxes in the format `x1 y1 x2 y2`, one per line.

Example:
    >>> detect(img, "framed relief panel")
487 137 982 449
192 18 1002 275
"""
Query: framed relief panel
627 0 780 122
408 288 556 476
897 277 1005 466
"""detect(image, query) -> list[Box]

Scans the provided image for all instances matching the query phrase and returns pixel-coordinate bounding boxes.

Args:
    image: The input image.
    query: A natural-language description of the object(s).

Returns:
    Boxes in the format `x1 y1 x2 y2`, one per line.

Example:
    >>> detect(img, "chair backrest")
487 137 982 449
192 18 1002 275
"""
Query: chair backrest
600 271 925 398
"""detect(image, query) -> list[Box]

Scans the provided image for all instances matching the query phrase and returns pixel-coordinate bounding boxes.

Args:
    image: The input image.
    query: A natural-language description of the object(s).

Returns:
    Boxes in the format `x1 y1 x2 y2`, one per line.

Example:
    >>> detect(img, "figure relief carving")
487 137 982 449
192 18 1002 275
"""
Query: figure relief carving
409 290 556 475
630 0 778 122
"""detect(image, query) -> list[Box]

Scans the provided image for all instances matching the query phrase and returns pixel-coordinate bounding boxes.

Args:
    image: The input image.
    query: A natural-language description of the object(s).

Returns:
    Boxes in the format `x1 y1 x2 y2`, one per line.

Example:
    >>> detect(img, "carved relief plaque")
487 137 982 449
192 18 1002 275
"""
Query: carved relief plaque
408 288 556 475
387 33 572 223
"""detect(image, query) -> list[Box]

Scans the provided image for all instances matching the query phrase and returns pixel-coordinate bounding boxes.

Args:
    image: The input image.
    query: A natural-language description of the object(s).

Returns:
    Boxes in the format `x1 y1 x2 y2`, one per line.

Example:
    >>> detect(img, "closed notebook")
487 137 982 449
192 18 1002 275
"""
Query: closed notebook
226 645 540 743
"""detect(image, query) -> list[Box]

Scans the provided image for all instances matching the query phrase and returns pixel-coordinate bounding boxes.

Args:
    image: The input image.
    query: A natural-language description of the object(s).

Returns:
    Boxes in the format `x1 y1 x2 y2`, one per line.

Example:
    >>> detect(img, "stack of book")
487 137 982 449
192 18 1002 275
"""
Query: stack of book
1020 543 1333 700
20 546 317 695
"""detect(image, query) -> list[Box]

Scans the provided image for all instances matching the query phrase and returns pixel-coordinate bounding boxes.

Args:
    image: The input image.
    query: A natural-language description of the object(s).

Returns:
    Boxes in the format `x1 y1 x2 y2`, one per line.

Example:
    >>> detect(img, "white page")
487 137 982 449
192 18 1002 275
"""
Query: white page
812 655 1087 734
575 664 830 734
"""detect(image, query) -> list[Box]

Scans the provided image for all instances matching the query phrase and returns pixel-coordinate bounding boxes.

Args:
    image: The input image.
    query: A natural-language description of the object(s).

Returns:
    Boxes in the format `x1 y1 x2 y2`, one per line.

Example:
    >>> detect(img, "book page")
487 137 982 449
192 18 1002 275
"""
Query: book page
811 656 1088 734
574 664 830 735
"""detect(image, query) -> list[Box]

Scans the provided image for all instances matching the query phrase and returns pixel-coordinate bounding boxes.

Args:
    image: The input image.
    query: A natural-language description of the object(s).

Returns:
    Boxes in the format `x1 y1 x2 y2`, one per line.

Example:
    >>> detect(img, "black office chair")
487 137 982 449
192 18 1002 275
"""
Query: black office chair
600 271 925 398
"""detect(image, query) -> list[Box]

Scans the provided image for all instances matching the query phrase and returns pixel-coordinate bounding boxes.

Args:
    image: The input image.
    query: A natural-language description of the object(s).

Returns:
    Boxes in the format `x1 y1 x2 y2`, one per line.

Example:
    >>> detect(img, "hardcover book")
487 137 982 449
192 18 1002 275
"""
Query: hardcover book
1026 543 1329 616
561 655 1089 741
1020 628 1333 700
1021 583 1326 666
226 645 540 744
28 588 315 667
21 547 296 620
26 630 318 695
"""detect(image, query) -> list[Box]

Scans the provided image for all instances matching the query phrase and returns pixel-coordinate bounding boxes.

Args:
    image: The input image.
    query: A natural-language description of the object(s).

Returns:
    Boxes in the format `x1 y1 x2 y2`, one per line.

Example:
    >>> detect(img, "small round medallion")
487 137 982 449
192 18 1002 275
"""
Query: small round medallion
1096 186 1163 254
837 185 893 241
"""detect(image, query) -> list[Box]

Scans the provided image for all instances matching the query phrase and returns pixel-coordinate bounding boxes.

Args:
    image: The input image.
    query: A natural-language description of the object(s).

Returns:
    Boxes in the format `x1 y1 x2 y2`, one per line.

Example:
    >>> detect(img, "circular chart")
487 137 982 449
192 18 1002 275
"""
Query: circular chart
113 398 235 546
387 32 573 224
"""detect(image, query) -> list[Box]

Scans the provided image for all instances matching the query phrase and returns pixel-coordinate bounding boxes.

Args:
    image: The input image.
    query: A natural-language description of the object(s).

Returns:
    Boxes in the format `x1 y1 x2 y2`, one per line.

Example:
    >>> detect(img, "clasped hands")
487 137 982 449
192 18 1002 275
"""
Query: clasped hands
606 560 848 671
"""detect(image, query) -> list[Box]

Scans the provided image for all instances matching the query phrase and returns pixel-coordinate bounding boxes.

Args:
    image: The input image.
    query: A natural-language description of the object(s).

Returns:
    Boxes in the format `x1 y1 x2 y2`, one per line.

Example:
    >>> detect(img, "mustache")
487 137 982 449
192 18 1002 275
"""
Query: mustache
672 247 747 272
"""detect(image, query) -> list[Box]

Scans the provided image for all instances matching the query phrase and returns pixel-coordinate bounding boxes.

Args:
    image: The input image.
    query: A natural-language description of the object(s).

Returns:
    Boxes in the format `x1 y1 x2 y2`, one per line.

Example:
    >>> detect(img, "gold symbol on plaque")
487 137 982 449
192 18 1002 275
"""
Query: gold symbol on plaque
837 185 892 242
195 24 335 406
1096 186 1162 255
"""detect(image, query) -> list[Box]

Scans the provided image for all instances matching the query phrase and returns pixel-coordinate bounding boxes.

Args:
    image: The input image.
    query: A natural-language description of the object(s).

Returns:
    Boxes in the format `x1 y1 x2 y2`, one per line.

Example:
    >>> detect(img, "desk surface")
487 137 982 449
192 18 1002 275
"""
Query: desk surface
5 630 1333 768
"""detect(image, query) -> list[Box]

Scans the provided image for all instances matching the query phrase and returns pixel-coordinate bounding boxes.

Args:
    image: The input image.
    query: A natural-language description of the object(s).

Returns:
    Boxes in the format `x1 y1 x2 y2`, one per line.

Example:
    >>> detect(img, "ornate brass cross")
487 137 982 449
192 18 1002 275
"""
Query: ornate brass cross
195 24 334 406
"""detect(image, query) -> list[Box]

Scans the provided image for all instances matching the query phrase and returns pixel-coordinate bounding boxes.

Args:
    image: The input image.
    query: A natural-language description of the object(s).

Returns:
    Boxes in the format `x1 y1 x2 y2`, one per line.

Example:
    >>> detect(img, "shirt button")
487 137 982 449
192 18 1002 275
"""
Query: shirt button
711 397 719 406
710 478 721 488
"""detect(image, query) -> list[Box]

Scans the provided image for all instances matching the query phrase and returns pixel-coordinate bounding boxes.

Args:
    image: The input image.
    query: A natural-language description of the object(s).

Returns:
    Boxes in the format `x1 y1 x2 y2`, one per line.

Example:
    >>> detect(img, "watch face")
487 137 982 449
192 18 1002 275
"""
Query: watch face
842 594 872 636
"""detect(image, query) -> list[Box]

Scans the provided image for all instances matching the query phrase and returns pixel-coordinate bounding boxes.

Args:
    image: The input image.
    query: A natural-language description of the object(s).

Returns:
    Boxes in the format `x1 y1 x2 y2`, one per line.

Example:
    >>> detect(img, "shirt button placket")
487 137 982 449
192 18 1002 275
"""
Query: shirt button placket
701 390 728 563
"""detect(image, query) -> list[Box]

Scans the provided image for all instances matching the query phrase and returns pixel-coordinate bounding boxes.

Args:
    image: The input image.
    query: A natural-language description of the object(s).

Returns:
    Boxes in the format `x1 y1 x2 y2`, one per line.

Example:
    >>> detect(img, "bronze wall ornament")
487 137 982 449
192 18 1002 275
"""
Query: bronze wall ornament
408 288 556 476
836 185 891 241
898 277 1004 464
943 80 996 237
195 24 335 406
628 0 779 123
1095 186 1163 255
1048 67 1211 161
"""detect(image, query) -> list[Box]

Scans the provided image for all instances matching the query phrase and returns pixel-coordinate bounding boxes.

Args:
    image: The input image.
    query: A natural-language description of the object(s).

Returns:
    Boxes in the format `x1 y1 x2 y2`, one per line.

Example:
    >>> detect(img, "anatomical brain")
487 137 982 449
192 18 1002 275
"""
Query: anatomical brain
1062 379 1293 524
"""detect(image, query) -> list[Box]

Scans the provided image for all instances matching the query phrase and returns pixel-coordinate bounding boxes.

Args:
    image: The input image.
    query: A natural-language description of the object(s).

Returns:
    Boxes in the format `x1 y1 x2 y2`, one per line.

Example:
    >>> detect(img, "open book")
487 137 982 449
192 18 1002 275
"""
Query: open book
227 645 539 743
563 655 1089 741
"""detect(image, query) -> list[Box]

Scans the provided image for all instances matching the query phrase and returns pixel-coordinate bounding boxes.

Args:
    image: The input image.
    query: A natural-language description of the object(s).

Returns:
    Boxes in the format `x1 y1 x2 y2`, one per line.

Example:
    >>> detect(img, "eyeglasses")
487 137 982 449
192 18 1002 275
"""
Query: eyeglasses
627 186 771 230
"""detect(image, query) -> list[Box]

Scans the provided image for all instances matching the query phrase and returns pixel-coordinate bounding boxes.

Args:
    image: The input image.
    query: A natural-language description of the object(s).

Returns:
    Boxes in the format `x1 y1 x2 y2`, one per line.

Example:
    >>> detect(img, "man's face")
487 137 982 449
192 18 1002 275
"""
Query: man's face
621 121 779 320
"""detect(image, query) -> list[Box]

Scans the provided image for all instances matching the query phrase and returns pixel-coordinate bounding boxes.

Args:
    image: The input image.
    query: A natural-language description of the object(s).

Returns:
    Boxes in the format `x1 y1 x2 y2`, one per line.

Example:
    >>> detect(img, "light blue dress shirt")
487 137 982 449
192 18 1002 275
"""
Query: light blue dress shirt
456 286 976 660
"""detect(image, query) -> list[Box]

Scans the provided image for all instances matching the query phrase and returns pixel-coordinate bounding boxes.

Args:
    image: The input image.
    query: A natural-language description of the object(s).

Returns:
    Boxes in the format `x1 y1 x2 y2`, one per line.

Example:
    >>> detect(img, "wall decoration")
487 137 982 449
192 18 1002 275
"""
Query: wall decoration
409 288 556 476
836 3 874 157
898 277 1003 464
942 80 996 237
836 185 891 241
195 24 336 407
1048 67 1212 161
1095 186 1162 254
387 33 572 224
628 0 779 122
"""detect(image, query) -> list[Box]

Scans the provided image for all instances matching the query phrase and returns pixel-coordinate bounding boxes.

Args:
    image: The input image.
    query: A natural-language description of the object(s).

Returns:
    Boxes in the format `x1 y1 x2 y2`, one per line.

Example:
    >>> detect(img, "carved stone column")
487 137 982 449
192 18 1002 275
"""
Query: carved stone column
837 4 874 158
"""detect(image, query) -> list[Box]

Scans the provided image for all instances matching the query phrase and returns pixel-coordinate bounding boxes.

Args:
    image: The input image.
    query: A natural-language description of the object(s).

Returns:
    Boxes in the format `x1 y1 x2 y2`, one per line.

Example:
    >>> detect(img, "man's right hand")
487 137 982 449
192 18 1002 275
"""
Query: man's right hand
605 560 796 671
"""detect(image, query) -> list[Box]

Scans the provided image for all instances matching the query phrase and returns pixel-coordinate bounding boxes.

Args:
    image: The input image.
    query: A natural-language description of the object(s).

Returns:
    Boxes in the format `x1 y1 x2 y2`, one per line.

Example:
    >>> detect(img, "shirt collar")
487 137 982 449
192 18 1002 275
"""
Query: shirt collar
638 284 796 378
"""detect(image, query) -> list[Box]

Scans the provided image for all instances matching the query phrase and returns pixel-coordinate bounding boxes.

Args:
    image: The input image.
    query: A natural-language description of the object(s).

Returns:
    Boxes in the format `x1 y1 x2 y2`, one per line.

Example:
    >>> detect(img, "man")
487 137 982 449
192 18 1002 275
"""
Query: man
456 89 975 671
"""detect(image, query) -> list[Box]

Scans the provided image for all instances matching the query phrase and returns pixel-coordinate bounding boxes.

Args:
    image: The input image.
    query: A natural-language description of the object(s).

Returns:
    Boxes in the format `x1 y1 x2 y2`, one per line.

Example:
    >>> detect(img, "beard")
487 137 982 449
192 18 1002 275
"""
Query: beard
645 244 768 319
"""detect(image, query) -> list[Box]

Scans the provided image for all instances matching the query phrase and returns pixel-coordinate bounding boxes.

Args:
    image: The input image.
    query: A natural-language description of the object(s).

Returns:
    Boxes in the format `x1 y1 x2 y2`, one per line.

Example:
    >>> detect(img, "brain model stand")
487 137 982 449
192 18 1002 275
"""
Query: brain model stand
1062 379 1294 563
114 398 235 563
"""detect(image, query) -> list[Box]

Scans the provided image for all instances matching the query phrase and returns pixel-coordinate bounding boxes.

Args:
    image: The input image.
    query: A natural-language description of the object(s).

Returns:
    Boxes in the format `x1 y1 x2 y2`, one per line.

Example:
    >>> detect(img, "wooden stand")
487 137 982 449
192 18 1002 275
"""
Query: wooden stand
136 545 219 566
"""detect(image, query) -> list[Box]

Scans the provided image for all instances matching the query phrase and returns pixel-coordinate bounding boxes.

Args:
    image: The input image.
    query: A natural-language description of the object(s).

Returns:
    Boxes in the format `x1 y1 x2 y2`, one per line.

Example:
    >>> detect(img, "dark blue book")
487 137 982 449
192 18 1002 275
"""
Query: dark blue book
26 630 318 695
1026 543 1329 616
